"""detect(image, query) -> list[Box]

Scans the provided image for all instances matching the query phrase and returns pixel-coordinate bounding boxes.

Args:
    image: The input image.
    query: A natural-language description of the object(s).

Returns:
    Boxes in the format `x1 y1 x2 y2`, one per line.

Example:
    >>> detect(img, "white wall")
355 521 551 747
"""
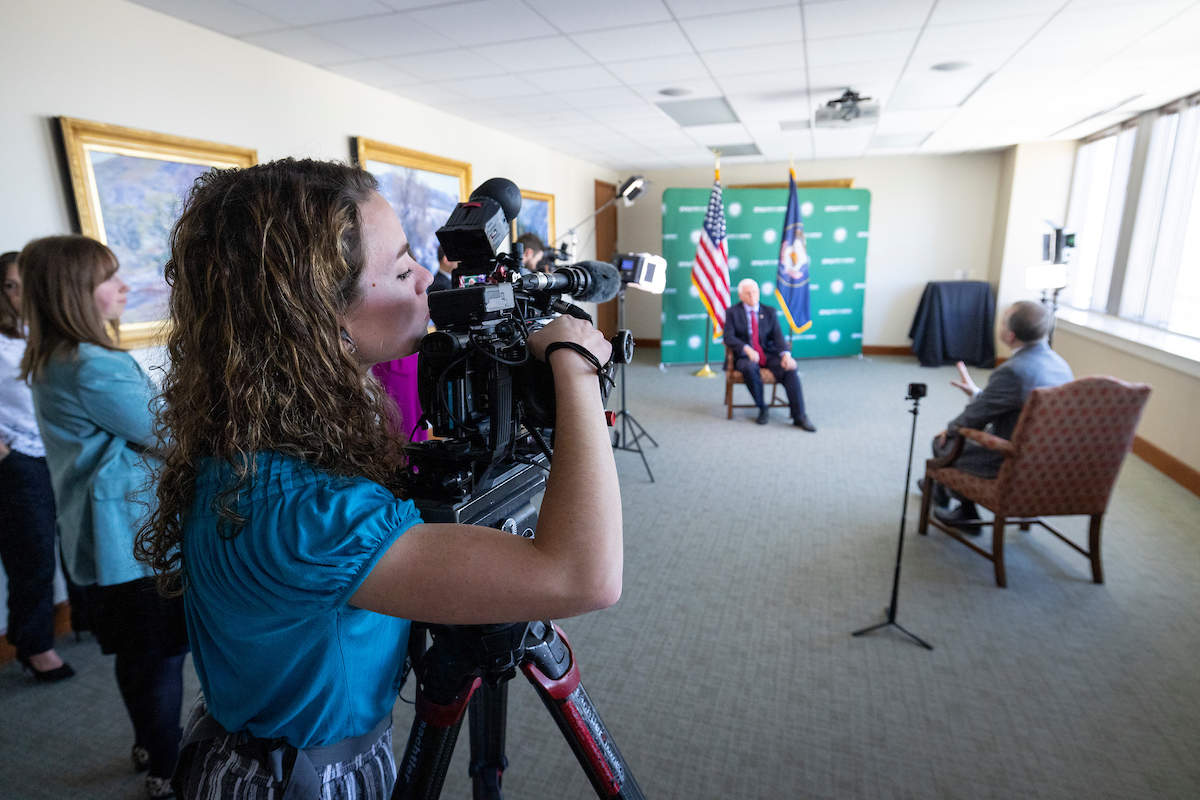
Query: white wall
0 0 616 256
615 153 1004 345
0 0 617 634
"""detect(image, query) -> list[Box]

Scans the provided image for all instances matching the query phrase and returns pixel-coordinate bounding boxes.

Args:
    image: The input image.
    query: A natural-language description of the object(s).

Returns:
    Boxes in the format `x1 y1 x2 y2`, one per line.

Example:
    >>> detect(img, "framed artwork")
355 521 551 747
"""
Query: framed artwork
58 117 257 349
352 138 472 274
514 189 555 251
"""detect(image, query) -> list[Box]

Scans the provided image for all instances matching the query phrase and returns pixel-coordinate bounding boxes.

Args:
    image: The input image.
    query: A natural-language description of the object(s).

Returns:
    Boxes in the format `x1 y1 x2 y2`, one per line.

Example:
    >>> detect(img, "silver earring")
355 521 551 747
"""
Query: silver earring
340 328 357 354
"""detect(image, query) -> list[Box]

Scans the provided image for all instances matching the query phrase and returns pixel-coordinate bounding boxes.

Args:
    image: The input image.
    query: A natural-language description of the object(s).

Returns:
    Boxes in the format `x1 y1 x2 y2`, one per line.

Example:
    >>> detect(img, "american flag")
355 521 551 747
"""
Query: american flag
691 170 731 336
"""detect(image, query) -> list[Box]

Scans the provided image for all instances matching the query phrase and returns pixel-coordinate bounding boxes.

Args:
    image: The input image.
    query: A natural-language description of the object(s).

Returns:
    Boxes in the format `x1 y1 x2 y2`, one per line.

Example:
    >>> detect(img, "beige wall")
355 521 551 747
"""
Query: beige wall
1054 327 1200 474
615 153 1004 344
0 0 616 257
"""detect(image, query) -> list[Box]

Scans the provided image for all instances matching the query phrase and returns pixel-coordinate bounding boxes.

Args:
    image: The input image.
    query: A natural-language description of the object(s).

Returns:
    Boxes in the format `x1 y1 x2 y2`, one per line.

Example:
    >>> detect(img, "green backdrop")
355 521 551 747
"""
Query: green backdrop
660 187 871 364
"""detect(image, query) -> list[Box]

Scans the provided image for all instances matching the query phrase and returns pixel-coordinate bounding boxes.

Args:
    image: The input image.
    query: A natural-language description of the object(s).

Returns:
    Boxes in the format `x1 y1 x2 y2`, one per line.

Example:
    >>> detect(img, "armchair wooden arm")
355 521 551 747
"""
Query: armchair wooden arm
958 428 1016 457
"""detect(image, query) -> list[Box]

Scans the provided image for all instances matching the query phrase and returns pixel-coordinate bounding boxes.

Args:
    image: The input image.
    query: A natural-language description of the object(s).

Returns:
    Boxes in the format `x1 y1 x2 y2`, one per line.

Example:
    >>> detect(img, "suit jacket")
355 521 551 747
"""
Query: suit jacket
723 302 787 361
31 343 161 586
949 340 1074 441
430 269 452 292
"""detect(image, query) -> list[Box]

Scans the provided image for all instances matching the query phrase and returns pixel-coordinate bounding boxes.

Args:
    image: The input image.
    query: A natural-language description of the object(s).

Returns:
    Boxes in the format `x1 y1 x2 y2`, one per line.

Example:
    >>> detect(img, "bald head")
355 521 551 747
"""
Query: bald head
1004 300 1052 344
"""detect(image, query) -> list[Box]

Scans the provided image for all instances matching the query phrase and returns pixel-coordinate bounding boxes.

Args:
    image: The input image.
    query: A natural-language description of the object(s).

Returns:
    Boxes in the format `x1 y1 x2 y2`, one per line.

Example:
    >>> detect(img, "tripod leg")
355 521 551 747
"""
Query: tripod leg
468 682 509 800
522 624 645 799
394 628 484 800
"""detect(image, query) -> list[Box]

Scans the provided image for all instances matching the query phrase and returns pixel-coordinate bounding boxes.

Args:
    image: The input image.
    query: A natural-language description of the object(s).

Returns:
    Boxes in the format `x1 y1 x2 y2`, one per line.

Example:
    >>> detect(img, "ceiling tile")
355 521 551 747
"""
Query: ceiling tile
680 6 805 51
387 82 469 105
522 64 622 92
874 107 956 132
604 53 711 85
718 70 808 99
916 15 1048 58
628 77 724 101
441 73 542 99
522 0 673 33
806 58 906 94
474 36 595 72
701 42 806 78
663 0 793 20
325 59 423 87
313 14 457 58
571 21 694 62
241 28 365 65
407 0 558 46
235 0 392 26
387 48 504 80
928 0 1062 26
684 122 754 146
129 0 285 36
557 85 649 109
806 30 921 67
887 71 993 110
803 0 934 39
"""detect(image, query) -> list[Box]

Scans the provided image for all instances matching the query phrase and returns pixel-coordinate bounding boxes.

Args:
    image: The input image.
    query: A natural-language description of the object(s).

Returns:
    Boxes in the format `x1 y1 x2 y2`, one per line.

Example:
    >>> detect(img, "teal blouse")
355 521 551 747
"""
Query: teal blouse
32 343 160 587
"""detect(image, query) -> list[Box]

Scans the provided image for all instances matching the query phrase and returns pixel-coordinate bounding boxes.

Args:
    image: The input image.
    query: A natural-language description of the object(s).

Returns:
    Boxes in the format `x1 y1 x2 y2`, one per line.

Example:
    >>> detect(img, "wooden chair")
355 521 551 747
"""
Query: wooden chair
918 376 1151 588
724 349 790 420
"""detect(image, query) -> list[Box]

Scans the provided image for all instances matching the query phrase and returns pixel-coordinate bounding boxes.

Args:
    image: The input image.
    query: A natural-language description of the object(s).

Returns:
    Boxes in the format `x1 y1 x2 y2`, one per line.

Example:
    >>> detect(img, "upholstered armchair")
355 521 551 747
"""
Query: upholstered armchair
919 376 1152 587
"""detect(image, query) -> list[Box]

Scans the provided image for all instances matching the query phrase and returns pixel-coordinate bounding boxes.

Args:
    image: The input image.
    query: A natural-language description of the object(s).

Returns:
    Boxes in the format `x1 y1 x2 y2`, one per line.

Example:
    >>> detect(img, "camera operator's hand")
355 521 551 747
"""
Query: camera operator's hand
529 315 612 374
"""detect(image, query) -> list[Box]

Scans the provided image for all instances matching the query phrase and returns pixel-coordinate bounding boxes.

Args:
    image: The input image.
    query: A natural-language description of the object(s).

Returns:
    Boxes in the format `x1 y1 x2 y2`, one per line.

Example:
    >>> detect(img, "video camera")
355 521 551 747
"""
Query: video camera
404 178 632 509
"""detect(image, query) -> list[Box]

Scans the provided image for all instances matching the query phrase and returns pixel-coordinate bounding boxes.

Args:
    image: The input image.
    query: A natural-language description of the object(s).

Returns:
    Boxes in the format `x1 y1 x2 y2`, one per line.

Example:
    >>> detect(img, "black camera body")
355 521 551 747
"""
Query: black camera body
403 178 627 505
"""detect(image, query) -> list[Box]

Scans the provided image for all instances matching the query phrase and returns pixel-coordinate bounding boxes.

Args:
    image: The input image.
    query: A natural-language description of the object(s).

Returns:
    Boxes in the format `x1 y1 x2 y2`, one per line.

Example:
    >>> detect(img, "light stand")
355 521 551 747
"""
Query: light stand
555 175 647 263
852 384 934 650
612 286 657 482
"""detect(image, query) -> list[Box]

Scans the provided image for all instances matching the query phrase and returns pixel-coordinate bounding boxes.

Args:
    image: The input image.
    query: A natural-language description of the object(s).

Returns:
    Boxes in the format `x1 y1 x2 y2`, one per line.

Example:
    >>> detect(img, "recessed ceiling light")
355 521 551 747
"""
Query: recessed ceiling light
659 87 692 97
932 61 971 72
655 97 740 127
711 143 760 157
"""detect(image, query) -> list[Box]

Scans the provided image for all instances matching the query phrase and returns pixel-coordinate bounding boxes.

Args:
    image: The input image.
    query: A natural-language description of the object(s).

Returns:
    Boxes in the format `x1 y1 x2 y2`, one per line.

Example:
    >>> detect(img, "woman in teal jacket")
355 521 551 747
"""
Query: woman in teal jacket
20 235 186 800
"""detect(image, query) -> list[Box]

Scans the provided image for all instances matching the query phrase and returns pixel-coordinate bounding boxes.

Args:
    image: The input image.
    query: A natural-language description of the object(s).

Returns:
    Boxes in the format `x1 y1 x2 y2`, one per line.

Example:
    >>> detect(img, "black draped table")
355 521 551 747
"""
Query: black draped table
908 281 996 368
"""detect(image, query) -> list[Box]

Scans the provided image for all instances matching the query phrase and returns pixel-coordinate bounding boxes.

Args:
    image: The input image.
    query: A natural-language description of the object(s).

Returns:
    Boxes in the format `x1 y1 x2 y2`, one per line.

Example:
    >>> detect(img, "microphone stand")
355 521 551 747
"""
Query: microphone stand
852 386 933 650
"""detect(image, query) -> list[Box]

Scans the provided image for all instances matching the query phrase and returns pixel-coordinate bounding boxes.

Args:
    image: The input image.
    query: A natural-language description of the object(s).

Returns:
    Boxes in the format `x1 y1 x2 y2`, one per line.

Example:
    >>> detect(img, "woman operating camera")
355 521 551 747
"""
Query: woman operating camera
136 159 622 799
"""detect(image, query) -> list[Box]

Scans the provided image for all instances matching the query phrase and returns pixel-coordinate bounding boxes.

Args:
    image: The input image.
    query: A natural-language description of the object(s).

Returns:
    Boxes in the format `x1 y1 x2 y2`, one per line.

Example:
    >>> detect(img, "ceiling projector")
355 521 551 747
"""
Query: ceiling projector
814 89 880 128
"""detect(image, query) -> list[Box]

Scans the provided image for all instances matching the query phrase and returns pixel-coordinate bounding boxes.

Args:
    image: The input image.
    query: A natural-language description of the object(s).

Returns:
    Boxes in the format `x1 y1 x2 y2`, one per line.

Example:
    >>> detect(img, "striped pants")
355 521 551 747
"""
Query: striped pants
175 697 396 800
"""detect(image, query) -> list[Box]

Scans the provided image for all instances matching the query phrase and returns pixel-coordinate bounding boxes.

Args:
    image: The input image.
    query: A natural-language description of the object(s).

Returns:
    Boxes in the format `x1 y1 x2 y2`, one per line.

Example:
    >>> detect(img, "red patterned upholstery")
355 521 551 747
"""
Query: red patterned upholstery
920 376 1151 587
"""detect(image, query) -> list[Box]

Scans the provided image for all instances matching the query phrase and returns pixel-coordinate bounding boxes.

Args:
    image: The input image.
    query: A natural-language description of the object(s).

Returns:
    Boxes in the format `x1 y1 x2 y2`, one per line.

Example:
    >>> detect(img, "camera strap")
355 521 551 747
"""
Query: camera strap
543 342 616 399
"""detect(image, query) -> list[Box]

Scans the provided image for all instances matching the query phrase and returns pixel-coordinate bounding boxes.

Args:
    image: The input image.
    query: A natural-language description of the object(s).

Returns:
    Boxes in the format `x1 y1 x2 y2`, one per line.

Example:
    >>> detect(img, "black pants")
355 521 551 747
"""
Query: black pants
735 355 806 420
116 650 187 778
0 450 58 660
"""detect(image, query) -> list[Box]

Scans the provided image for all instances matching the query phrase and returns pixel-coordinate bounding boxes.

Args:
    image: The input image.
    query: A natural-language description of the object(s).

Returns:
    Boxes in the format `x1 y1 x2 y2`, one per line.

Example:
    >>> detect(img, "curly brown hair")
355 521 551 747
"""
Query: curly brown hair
135 158 407 594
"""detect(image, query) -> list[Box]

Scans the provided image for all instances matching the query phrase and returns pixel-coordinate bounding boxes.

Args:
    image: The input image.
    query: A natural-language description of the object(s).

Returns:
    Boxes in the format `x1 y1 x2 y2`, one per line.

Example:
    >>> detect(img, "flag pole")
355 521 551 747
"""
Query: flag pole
694 317 717 377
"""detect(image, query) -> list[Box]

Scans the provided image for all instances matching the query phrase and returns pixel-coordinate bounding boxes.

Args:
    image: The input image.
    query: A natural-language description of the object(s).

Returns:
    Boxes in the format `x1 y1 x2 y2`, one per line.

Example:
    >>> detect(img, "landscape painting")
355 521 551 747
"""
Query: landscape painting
59 117 257 348
516 189 555 250
353 138 471 274
88 152 210 324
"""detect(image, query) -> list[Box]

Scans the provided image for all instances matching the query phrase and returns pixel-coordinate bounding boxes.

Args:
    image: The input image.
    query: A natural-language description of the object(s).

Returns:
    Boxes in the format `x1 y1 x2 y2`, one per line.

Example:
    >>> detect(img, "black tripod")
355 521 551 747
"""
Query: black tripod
852 383 934 651
393 620 644 800
611 287 656 482
395 461 644 799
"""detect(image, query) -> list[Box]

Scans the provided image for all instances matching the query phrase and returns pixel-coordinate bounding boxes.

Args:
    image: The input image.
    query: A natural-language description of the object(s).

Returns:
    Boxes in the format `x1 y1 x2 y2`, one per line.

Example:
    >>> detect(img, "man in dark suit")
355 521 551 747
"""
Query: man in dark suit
429 245 457 293
929 300 1074 530
724 278 815 431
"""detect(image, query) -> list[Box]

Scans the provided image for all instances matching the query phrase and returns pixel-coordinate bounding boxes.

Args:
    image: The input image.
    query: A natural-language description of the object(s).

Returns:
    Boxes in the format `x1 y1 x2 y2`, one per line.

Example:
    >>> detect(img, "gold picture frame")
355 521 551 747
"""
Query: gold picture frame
352 138 472 272
513 189 556 251
58 117 257 349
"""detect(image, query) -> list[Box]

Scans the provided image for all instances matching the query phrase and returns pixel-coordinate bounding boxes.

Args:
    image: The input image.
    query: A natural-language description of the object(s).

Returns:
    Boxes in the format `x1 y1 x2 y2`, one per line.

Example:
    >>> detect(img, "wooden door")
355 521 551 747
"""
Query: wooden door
594 179 618 338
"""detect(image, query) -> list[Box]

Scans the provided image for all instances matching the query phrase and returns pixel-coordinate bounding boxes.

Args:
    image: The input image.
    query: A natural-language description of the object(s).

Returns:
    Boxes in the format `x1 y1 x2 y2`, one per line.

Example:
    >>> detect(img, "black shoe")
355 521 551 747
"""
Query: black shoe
792 415 816 432
918 478 951 508
934 502 982 534
756 407 770 425
17 656 76 683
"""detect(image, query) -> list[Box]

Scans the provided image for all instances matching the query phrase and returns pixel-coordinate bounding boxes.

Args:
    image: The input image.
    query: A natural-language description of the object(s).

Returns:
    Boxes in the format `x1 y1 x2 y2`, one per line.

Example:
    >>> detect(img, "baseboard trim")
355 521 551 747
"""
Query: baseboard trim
635 338 661 348
861 345 914 356
0 602 73 666
1132 436 1200 498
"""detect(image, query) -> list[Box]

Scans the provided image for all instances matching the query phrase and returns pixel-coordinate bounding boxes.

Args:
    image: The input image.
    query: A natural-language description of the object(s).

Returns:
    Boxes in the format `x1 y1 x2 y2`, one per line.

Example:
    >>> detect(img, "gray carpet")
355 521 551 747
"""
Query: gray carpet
2 353 1198 799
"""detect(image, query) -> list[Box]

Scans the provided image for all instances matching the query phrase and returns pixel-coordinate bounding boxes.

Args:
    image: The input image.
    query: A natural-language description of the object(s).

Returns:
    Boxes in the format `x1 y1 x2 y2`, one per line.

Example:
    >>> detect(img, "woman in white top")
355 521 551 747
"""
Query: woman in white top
0 250 73 681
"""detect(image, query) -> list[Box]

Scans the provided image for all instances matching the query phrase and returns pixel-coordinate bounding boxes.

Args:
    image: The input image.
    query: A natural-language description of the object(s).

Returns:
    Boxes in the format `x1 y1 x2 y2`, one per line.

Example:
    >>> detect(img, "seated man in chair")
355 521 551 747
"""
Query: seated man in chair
927 300 1073 530
723 278 815 431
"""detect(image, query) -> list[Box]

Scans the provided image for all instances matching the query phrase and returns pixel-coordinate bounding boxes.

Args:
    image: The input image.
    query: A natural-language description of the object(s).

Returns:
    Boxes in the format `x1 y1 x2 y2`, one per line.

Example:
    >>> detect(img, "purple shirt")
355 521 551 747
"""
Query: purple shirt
370 353 428 442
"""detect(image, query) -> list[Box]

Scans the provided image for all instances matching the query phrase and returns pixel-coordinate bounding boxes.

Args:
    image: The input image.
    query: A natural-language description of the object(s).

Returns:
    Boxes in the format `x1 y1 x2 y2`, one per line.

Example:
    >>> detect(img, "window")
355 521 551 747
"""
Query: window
1062 127 1136 312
